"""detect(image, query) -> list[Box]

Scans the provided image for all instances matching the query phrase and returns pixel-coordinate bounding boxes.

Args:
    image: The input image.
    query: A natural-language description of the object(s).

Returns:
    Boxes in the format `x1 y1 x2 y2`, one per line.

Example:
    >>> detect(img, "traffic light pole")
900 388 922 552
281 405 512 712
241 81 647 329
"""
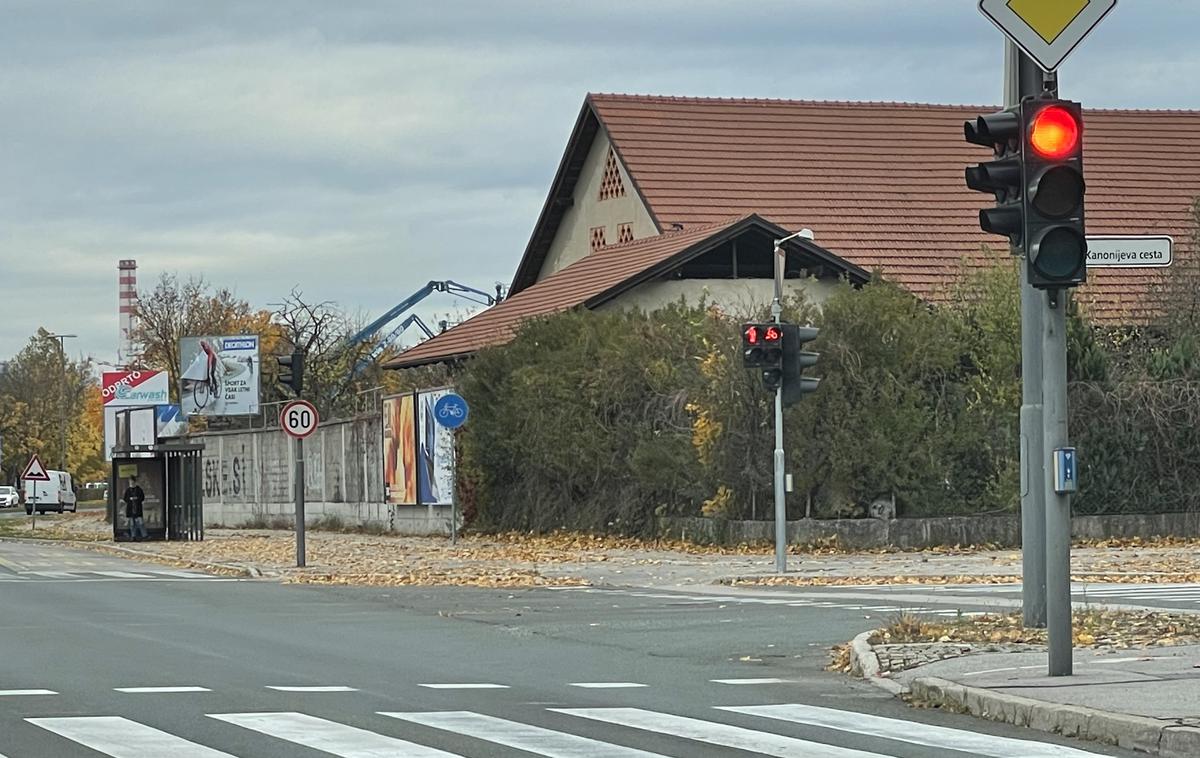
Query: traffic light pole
771 242 787 574
1005 42 1048 630
295 436 306 568
1043 289 1072 676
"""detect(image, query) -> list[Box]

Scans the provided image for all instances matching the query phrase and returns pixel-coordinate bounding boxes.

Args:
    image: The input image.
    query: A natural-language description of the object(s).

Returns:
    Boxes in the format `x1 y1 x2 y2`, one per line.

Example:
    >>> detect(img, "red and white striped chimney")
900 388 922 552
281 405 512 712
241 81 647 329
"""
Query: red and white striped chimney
118 260 138 368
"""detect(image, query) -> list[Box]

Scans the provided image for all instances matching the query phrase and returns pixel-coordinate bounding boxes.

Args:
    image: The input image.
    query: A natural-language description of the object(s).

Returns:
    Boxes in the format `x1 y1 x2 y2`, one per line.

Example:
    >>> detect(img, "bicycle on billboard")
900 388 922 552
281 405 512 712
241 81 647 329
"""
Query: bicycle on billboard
181 339 253 410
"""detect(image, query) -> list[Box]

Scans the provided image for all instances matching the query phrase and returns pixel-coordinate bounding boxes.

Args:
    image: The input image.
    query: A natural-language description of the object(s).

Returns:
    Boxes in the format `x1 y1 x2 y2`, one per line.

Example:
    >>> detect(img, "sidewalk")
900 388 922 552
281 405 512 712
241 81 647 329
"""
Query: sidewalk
10 511 1200 588
856 637 1200 756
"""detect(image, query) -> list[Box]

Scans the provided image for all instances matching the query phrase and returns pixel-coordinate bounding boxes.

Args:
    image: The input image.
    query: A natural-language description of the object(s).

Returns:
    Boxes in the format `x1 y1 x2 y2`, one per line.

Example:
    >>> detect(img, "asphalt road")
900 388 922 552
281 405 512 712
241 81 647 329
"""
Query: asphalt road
0 539 1140 757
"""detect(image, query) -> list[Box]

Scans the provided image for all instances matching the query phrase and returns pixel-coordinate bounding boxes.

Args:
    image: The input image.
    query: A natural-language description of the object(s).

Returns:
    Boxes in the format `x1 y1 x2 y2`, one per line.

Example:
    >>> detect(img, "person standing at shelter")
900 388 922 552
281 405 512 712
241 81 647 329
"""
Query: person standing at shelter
123 476 146 541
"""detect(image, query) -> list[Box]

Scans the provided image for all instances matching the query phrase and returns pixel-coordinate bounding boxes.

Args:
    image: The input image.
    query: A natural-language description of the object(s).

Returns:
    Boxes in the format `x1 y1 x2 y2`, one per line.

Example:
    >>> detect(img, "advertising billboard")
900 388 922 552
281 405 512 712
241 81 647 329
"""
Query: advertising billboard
383 388 456 506
383 393 417 505
102 370 170 461
179 335 261 417
417 388 455 506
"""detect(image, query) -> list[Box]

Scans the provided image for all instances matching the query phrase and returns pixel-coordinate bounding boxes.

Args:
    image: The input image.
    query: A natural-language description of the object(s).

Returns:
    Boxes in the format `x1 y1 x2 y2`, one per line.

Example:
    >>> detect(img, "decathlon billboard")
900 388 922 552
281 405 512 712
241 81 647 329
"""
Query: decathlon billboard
179 335 261 417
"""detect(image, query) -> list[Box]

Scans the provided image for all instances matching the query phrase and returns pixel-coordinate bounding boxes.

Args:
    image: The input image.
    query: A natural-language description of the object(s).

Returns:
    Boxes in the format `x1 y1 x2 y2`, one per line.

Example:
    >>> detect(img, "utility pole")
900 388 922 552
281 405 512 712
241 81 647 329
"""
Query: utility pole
46 333 77 471
1004 42 1048 630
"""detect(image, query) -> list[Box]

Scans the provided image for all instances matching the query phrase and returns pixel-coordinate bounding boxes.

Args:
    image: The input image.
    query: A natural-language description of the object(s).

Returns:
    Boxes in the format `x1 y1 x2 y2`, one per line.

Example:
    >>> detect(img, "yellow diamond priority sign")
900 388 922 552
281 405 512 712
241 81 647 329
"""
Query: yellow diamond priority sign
979 0 1117 72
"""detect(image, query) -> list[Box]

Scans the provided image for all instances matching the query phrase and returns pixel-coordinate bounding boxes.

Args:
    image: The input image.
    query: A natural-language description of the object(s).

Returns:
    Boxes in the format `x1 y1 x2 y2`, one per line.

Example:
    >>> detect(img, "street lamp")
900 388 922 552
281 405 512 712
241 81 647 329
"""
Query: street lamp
767 228 814 574
45 333 77 471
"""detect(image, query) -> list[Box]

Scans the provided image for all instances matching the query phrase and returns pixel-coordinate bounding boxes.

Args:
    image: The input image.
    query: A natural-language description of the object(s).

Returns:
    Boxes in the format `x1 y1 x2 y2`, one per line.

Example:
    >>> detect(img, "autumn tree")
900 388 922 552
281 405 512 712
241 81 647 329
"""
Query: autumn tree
132 273 276 398
0 330 100 484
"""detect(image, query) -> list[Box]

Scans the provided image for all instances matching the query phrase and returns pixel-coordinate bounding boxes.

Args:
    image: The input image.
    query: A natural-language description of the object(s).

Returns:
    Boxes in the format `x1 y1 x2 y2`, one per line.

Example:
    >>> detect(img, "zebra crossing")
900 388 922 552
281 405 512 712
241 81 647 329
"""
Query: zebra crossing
13 702 1119 757
0 567 231 582
921 582 1200 608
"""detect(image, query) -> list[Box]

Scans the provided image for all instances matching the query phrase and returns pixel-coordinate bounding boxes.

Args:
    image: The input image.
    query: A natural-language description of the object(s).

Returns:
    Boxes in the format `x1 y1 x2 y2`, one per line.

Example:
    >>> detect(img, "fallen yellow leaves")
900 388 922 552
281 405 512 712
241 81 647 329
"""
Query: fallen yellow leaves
874 608 1200 650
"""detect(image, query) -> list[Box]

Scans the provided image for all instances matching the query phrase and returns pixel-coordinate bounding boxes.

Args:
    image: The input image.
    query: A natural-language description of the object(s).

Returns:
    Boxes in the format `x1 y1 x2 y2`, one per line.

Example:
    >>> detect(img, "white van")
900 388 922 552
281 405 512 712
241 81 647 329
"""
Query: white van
24 471 78 515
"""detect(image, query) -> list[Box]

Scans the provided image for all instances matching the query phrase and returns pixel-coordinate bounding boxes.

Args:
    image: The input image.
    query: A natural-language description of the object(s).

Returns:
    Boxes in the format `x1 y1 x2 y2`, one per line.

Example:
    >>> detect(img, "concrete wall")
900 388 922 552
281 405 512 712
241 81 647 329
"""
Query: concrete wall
195 414 451 535
660 512 1200 550
602 277 839 317
538 131 657 279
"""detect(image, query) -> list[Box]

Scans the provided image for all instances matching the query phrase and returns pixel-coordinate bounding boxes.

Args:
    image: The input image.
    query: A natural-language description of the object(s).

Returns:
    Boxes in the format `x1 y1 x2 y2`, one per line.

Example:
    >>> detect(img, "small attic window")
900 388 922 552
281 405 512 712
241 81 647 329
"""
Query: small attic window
617 223 634 245
599 147 626 200
590 225 607 252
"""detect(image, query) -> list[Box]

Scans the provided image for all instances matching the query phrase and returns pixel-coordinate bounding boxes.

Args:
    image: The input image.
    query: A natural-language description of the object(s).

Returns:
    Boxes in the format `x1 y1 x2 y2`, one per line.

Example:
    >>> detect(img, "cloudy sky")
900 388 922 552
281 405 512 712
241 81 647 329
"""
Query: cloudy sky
1 0 1192 363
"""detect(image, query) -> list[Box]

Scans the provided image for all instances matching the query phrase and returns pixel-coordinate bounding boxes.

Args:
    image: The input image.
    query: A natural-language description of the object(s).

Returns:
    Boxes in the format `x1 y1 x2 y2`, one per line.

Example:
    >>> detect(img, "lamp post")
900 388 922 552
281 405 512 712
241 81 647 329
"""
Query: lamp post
769 228 814 574
46 333 77 470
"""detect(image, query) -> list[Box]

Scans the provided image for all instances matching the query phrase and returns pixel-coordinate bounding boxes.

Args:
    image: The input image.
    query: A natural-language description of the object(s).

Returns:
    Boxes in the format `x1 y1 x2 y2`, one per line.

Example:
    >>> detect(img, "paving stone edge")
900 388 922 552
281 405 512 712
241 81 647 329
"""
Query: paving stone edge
908 675 1200 756
848 630 1200 757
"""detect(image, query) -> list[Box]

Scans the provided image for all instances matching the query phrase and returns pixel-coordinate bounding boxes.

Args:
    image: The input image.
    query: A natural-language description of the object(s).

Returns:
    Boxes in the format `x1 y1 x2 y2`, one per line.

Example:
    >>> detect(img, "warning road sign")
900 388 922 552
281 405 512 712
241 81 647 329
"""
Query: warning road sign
22 454 50 482
979 0 1117 73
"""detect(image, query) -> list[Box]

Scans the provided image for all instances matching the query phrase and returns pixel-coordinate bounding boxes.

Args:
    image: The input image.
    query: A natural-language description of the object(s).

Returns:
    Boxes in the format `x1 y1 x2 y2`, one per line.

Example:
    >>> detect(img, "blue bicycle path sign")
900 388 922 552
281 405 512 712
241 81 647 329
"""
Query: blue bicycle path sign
433 393 469 429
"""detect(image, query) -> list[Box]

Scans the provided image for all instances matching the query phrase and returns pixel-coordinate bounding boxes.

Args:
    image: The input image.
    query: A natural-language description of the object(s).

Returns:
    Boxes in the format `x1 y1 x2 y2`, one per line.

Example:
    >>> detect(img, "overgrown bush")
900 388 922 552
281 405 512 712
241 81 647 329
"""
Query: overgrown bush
435 245 1200 533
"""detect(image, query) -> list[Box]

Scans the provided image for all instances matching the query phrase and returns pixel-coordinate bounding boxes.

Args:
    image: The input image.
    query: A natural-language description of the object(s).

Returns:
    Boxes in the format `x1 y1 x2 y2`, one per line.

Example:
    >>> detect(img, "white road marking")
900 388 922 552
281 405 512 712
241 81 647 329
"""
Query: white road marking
115 686 212 694
211 711 461 757
28 716 236 757
568 682 648 689
554 707 892 757
723 703 1113 757
91 571 154 579
0 689 57 696
265 685 358 692
384 711 668 757
417 682 509 689
1089 656 1158 665
711 678 787 685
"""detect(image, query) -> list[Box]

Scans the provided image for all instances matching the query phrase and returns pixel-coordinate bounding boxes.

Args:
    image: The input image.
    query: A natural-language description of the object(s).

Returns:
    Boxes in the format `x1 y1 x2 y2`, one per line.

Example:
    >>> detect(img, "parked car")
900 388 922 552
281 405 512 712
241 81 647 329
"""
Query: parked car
0 486 18 508
24 471 78 515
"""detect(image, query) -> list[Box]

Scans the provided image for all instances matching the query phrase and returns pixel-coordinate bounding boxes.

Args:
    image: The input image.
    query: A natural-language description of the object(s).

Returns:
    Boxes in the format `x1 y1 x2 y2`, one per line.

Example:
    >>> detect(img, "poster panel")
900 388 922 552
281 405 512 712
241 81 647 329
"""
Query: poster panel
179 335 261 417
101 370 170 461
382 393 417 505
416 388 455 506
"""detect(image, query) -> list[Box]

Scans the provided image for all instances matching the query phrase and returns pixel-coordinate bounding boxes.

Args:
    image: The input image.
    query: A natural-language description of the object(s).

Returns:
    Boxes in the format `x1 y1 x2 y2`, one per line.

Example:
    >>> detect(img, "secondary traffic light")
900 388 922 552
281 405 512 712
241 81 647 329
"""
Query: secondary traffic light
277 350 304 395
781 325 820 406
741 323 784 390
1022 99 1087 290
965 105 1024 244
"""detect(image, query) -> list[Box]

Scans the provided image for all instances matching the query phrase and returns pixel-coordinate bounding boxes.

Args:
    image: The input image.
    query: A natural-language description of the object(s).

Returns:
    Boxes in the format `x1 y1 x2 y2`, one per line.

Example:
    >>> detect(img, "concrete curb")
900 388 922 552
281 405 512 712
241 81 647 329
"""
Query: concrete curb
847 630 906 695
910 676 1200 758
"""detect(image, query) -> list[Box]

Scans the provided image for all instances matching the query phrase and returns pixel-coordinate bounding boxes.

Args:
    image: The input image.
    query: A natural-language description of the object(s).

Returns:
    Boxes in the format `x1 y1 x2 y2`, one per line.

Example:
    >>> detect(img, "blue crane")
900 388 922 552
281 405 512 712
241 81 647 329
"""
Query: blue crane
347 280 498 373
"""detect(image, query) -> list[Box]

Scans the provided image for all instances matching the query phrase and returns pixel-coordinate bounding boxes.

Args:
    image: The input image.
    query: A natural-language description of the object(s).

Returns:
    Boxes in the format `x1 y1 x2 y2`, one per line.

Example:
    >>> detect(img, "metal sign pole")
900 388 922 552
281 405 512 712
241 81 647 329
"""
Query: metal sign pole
295 436 306 568
1005 40 1048 629
1043 289 1073 676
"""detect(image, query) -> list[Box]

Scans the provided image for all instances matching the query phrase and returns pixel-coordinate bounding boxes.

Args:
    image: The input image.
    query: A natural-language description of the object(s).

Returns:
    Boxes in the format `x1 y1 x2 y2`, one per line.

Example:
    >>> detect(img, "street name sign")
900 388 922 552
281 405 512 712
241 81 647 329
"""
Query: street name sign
979 0 1117 72
1086 235 1173 268
22 454 50 481
279 399 319 439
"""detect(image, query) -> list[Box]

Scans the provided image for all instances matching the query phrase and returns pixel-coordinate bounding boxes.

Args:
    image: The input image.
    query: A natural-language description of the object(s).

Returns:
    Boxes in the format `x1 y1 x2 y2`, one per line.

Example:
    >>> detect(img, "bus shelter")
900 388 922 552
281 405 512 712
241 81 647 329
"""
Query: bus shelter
110 407 205 542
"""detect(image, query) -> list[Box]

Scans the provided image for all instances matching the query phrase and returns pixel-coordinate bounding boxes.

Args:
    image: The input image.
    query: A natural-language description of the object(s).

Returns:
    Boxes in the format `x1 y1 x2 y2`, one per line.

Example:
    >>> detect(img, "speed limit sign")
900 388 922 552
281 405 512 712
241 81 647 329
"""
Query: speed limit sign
280 399 319 439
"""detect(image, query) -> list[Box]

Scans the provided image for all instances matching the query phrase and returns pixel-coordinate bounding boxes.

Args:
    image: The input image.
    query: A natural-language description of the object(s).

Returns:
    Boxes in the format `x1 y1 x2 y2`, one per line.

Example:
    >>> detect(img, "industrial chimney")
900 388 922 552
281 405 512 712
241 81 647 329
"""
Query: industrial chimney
117 260 139 368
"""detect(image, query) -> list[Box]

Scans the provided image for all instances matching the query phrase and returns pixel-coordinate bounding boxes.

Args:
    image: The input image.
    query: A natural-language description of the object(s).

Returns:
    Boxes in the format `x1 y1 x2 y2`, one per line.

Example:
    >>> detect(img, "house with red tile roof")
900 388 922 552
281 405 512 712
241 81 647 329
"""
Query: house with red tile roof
387 94 1200 369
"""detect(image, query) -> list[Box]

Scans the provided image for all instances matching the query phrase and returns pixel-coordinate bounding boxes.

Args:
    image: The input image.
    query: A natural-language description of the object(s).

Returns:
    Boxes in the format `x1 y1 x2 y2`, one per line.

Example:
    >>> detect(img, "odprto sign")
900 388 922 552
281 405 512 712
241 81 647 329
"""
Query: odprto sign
179 335 261 417
102 370 170 461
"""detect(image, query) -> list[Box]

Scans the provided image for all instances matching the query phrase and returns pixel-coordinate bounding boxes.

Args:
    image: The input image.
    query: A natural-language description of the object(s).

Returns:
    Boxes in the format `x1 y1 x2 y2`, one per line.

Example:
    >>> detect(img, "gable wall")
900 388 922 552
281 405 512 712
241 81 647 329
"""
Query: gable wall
597 277 840 318
537 131 657 281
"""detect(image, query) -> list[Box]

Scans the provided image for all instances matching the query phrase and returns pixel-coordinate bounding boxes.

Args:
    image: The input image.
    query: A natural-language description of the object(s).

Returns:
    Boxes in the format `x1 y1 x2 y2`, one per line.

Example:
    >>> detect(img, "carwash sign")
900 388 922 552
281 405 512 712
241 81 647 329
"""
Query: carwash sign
101 370 170 406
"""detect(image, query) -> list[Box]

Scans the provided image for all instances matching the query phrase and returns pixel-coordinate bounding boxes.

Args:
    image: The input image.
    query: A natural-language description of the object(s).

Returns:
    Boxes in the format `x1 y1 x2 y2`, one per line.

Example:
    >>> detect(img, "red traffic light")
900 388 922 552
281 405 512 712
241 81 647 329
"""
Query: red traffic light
1029 105 1080 160
743 325 760 345
763 326 782 343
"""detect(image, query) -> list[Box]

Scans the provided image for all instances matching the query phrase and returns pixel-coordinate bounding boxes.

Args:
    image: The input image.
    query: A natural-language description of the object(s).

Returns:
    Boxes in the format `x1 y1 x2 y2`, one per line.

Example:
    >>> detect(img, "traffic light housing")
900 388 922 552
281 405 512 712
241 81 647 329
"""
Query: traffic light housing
741 323 784 390
781 325 820 406
277 350 304 395
965 105 1024 245
1022 99 1087 290
965 98 1087 291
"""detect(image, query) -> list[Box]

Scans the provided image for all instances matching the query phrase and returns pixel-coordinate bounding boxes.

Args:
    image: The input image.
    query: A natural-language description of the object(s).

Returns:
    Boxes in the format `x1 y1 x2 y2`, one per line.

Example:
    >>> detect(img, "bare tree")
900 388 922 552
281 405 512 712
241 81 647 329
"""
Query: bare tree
271 288 379 417
132 273 272 397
